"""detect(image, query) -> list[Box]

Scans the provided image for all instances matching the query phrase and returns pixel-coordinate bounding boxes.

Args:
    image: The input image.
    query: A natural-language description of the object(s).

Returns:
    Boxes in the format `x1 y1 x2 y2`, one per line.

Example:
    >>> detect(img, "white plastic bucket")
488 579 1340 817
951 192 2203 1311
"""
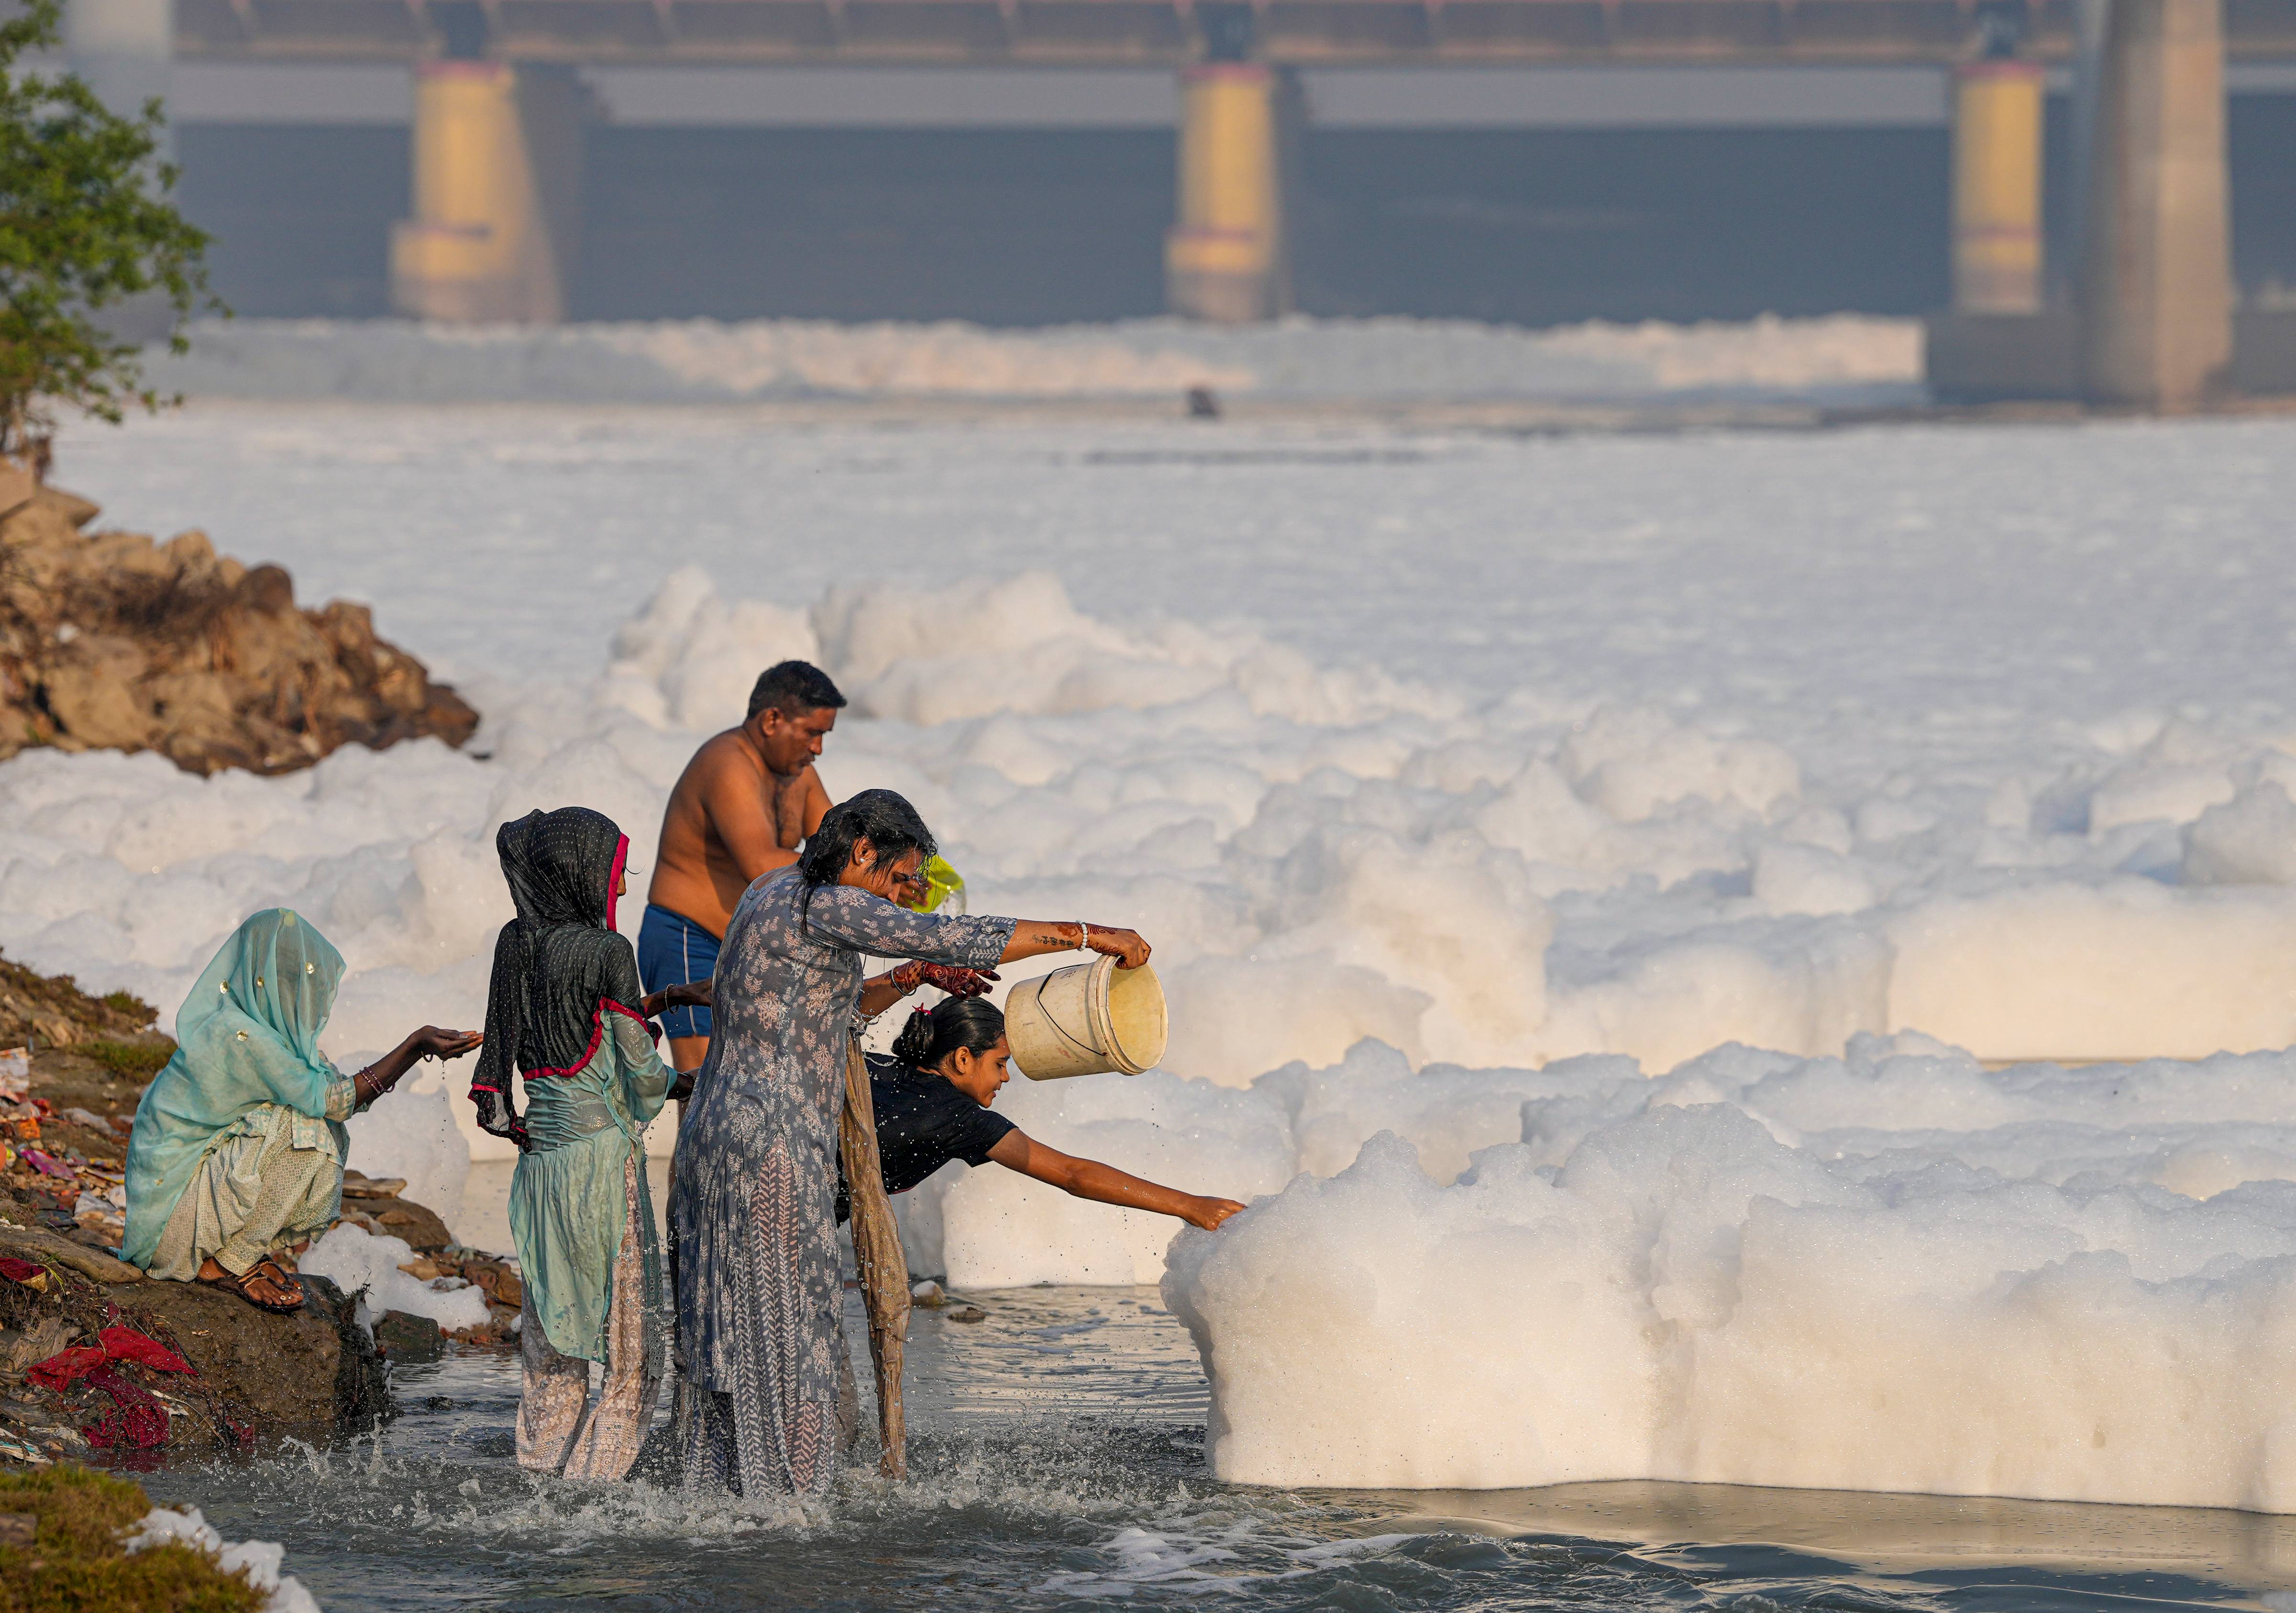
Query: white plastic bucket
1004 954 1167 1080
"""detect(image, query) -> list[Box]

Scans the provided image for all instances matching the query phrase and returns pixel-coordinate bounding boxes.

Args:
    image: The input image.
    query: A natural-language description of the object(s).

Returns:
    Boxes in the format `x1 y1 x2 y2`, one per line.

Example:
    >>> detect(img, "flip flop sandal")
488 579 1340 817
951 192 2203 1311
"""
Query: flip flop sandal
203 1262 303 1314
254 1257 306 1303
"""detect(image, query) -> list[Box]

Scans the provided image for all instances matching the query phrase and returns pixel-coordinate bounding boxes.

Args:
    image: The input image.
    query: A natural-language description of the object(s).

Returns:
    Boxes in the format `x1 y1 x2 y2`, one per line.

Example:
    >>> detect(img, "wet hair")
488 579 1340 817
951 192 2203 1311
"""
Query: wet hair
893 997 1005 1071
747 660 847 722
797 787 937 886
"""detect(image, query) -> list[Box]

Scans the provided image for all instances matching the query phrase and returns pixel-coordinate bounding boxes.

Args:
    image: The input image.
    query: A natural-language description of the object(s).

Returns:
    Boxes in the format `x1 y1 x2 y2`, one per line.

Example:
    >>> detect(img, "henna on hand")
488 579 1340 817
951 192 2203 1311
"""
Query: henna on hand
915 963 999 998
1080 926 1151 969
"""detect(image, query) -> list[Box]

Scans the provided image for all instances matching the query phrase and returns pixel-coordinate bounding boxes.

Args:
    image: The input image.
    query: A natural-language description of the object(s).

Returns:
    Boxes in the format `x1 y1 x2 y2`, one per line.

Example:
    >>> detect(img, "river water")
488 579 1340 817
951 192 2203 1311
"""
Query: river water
125 1284 2296 1612
38 392 2296 1609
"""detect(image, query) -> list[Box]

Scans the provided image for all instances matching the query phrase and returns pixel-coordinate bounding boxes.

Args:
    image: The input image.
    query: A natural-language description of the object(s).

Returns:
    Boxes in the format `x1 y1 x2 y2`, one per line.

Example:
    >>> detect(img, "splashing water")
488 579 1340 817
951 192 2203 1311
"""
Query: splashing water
117 1287 2296 1613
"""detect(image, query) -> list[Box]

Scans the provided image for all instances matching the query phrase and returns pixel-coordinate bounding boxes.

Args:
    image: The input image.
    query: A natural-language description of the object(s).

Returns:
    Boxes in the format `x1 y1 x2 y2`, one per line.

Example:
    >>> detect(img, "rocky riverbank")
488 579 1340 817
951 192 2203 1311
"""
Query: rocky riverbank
0 476 478 775
0 954 518 1471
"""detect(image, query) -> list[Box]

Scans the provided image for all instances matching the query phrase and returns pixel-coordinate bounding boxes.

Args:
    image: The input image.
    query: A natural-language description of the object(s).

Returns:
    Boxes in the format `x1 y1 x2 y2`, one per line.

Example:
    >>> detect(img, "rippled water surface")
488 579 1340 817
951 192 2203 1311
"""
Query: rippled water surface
124 1286 2296 1612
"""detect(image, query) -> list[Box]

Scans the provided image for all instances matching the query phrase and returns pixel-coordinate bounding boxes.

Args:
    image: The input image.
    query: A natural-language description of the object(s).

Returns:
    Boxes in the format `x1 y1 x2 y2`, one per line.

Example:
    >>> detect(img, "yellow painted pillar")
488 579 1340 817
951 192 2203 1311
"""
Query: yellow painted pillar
2079 0 2233 409
391 63 582 324
1167 64 1285 324
1951 59 2045 313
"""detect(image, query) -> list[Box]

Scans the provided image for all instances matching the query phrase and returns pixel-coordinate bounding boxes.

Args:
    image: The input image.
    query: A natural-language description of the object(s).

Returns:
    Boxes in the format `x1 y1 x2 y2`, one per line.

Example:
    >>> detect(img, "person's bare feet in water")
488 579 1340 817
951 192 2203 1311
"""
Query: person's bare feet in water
198 1254 303 1313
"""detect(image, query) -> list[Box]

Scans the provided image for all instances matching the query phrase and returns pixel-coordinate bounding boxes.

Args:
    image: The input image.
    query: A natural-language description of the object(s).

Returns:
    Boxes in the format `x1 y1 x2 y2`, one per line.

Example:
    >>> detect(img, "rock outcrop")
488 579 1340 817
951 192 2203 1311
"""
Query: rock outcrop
0 952 168 1069
0 481 478 776
0 951 518 1465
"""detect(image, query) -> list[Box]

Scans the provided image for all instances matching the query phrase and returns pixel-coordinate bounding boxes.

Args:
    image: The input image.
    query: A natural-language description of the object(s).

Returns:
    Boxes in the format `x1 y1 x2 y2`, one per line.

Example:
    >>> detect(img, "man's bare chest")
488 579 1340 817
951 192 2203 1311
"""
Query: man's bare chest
769 774 808 848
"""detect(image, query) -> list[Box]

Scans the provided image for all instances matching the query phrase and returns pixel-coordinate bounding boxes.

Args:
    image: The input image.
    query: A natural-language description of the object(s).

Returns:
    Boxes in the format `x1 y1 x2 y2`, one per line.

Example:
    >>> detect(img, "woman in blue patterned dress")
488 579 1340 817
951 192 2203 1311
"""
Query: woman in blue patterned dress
671 787 1150 1497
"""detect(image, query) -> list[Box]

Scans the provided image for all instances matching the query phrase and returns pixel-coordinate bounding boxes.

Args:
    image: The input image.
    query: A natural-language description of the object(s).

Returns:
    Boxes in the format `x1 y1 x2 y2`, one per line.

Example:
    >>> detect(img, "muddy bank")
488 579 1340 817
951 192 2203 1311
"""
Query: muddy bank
0 955 517 1470
0 1241 383 1467
0 479 478 775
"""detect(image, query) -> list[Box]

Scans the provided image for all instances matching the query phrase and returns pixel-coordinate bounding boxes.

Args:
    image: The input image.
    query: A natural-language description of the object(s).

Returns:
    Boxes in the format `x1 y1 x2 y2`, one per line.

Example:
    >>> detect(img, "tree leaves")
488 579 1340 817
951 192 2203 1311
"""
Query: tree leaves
0 0 218 459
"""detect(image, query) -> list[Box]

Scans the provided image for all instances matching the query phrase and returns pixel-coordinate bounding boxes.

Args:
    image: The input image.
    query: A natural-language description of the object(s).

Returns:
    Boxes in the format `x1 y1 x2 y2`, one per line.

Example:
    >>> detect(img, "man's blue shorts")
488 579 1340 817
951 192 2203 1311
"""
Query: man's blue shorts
638 904 719 1041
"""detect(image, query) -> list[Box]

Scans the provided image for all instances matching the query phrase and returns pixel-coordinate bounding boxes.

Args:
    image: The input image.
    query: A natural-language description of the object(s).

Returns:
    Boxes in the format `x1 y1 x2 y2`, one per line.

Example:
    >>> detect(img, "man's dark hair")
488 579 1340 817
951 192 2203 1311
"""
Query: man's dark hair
747 660 846 722
798 788 936 886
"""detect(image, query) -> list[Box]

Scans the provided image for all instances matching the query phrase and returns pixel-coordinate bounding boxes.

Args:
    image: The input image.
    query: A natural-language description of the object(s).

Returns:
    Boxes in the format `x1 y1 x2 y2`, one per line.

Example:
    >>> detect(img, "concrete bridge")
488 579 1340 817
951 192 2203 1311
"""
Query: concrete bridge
66 0 2286 407
159 0 2293 66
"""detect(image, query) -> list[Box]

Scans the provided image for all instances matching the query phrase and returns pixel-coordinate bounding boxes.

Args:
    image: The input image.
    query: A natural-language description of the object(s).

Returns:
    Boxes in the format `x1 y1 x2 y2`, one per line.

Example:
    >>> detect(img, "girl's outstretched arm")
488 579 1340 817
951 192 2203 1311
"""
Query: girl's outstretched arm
986 1130 1244 1231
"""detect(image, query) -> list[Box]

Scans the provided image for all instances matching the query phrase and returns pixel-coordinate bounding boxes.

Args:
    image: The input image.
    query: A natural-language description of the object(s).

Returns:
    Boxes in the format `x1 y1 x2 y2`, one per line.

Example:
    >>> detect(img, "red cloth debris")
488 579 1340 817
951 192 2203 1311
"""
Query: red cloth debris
29 1329 191 1450
28 1327 196 1394
79 1366 168 1449
27 1345 105 1392
0 1258 44 1285
17 1149 73 1180
97 1326 193 1376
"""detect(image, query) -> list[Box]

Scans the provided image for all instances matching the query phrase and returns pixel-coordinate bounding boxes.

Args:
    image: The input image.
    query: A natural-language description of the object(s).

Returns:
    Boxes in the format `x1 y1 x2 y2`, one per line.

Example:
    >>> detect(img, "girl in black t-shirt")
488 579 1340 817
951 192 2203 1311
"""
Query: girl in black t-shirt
835 997 1246 1230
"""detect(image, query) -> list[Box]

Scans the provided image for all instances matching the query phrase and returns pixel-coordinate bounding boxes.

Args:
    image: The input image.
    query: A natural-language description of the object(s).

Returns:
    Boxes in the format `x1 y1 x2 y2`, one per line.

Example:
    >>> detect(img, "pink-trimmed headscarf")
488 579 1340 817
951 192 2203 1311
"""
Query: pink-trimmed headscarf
471 807 640 1109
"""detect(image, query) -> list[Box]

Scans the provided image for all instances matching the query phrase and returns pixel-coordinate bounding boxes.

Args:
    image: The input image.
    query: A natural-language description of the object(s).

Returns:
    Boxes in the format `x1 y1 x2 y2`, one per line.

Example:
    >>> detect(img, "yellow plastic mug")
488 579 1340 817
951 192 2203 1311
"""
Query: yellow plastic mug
903 855 966 915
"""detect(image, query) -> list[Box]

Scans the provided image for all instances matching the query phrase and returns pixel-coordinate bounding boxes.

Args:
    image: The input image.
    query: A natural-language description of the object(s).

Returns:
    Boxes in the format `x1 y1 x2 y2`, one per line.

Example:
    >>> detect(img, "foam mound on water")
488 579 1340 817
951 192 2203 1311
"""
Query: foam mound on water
4 566 2296 1271
300 1223 495 1331
1163 1035 2296 1505
144 313 1922 405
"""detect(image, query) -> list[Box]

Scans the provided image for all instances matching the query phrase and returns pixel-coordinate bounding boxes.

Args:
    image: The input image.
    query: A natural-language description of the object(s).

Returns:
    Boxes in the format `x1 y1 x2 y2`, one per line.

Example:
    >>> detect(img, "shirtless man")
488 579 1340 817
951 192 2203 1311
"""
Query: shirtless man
639 660 845 1072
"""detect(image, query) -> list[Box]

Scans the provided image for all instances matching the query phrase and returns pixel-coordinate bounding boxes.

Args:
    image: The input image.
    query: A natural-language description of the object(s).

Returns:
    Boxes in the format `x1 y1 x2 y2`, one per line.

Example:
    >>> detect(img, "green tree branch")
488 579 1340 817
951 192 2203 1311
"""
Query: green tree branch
0 0 219 463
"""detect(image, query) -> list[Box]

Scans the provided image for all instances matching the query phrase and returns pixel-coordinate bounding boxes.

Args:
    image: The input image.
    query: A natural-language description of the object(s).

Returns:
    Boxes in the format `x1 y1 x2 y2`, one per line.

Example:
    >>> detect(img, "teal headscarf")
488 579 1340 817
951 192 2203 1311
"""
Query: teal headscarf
122 909 348 1269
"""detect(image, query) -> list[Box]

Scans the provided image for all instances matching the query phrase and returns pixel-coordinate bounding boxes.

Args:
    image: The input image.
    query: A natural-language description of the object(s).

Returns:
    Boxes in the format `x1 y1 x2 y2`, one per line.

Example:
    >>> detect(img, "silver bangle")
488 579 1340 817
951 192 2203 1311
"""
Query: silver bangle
1078 922 1090 951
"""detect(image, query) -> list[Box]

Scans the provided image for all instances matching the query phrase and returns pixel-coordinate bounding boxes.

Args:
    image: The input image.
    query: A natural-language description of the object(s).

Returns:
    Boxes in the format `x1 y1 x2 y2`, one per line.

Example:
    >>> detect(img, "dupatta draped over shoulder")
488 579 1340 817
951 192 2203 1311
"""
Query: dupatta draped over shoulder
476 808 672 1367
124 909 348 1270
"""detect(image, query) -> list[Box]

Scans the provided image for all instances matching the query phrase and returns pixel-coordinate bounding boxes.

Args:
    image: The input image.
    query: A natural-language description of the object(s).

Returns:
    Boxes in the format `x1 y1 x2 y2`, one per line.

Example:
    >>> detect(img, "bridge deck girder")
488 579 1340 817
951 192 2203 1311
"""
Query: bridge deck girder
173 0 2296 64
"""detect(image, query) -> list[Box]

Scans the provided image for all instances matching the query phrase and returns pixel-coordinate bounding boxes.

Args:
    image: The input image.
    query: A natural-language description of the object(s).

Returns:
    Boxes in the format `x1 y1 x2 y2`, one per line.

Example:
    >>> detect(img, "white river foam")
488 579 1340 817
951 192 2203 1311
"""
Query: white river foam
10 381 2296 1507
143 312 1923 406
1165 1036 2296 1503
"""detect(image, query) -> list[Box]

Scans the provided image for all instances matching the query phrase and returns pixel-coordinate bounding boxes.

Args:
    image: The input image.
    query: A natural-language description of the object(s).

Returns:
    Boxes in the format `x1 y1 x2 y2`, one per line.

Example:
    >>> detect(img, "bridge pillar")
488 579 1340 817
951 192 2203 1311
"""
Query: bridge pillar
391 63 584 324
1951 59 2045 312
1167 64 1288 323
2078 0 2232 408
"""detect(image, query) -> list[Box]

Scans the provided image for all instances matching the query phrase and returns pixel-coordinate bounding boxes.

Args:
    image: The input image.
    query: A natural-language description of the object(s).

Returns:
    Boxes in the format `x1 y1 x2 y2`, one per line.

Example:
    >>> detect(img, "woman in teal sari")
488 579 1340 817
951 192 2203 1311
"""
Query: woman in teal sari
123 909 481 1312
470 807 709 1482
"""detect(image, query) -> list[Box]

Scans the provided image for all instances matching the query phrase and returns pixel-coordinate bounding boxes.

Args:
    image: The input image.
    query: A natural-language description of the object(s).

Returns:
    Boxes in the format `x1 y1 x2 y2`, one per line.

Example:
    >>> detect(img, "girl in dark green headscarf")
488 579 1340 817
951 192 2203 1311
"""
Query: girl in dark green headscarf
123 909 481 1312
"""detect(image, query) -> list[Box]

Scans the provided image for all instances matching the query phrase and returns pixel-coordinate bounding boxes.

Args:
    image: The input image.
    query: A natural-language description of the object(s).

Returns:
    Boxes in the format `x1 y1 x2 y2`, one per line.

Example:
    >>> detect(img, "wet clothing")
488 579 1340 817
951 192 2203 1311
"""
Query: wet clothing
125 910 359 1276
639 903 718 1040
518 1157 663 1479
508 1000 672 1367
476 807 673 1482
670 869 1014 1497
832 1055 1015 1225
